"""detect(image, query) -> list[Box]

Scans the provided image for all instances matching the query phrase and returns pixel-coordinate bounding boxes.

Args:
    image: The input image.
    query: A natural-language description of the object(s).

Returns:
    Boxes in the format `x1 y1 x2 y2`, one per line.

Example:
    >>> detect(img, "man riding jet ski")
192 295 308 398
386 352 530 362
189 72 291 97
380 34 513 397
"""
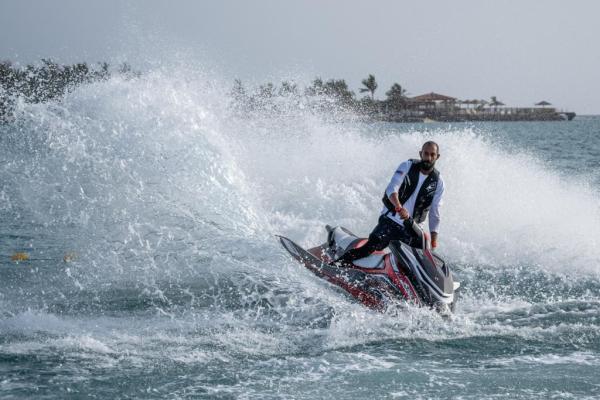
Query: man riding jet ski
278 141 459 313
278 218 460 313
339 141 445 264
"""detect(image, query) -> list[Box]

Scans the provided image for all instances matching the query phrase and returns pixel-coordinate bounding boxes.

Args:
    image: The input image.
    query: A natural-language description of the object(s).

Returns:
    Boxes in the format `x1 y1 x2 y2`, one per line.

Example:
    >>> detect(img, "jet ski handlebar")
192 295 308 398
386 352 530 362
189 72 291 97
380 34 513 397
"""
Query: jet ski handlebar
403 217 430 251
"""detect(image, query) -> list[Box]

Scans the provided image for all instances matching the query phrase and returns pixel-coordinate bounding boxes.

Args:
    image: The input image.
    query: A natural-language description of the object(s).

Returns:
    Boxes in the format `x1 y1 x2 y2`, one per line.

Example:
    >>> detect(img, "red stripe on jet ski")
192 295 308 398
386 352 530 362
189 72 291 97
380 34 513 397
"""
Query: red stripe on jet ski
384 256 410 299
304 241 421 309
386 255 419 304
423 249 437 271
353 255 420 305
297 254 385 310
354 239 368 248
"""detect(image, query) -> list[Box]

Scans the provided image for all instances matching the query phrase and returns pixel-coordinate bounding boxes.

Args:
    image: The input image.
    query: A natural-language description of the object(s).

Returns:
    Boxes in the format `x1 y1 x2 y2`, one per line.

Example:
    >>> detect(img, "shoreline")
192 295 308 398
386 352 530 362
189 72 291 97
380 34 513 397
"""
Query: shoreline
367 110 576 123
1 61 577 124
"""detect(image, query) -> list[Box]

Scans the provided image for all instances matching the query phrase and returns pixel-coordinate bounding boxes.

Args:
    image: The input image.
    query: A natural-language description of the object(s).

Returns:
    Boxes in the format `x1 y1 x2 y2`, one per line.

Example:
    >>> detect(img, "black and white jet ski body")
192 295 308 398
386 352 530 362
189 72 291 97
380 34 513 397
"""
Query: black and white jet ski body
278 219 460 313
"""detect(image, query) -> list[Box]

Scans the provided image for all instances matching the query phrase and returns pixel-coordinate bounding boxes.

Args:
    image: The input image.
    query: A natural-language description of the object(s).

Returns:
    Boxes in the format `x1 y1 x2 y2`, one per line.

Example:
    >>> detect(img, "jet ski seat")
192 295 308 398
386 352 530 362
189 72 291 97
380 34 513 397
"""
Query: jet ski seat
328 226 389 269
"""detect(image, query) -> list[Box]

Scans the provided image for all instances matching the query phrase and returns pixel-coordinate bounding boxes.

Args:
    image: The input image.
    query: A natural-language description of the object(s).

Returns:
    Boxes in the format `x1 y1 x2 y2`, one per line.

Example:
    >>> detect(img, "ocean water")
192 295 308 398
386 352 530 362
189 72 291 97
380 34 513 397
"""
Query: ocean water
1 68 599 399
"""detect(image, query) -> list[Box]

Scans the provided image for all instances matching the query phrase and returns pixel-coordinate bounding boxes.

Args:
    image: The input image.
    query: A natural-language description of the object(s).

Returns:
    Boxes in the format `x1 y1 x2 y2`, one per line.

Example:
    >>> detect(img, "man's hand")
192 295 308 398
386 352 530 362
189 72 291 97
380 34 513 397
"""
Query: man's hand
395 205 409 220
390 192 409 219
431 232 438 249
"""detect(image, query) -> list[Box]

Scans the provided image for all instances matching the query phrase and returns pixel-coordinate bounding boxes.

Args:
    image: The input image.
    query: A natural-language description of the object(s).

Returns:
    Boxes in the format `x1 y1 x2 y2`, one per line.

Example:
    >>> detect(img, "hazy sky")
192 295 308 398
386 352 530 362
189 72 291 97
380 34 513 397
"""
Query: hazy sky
2 0 599 113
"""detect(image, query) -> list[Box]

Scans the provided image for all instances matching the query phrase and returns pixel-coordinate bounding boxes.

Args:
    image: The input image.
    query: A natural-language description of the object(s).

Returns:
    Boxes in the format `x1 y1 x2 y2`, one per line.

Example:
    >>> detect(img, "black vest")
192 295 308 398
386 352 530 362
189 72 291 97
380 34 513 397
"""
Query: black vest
382 159 440 223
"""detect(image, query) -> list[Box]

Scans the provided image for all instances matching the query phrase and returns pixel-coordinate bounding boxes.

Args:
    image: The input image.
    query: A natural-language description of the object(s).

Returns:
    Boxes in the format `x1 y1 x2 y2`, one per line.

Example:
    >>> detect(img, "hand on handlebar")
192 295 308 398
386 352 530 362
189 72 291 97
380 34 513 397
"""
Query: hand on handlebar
431 232 438 249
431 237 438 249
394 205 409 220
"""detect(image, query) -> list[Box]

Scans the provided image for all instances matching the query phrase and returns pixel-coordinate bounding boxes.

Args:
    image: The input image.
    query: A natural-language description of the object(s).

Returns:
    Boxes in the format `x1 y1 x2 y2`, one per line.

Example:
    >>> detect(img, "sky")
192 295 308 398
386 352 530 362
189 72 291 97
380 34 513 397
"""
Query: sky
1 0 599 114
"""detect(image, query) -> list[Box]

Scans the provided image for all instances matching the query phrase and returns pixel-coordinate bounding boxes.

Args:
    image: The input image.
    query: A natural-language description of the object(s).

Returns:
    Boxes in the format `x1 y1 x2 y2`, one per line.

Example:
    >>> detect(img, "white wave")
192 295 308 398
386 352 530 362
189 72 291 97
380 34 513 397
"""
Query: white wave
2 63 599 318
488 351 600 366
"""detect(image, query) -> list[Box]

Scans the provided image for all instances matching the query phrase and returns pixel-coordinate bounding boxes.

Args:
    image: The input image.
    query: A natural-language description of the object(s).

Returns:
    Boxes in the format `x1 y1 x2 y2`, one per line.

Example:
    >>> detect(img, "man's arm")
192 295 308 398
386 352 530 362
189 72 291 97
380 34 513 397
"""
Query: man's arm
428 177 445 248
385 161 411 219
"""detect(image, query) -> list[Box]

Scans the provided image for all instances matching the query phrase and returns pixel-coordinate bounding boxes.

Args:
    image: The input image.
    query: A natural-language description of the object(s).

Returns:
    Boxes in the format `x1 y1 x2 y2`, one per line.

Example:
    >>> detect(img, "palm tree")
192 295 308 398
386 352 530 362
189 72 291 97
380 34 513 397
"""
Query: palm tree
360 74 378 99
385 83 407 101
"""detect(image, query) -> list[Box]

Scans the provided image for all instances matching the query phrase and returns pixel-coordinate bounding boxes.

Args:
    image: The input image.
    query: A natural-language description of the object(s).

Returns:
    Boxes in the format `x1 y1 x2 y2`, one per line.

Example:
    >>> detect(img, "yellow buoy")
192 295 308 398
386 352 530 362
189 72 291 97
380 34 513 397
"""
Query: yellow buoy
11 252 30 262
63 252 77 263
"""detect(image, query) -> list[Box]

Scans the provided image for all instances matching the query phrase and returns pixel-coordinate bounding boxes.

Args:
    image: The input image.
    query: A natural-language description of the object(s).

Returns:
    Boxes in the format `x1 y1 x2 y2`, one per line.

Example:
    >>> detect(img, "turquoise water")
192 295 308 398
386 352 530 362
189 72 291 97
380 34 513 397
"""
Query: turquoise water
1 70 599 399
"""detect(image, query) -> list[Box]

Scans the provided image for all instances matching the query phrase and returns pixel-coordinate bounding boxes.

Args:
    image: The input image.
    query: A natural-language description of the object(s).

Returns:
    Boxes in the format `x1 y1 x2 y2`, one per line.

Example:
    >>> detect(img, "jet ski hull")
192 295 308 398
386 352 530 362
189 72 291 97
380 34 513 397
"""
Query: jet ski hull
278 224 459 313
278 235 388 309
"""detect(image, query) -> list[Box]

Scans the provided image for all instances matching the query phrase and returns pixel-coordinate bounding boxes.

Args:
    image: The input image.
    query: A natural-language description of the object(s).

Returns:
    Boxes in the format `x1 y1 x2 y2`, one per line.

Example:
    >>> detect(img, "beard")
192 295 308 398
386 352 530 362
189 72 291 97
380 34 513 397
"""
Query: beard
419 160 435 171
419 160 435 170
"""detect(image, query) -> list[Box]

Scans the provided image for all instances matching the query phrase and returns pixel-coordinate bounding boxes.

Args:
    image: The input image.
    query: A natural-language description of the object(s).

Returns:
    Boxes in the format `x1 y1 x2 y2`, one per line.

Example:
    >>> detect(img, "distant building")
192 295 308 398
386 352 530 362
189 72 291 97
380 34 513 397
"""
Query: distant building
379 90 575 122
408 92 457 112
411 92 457 103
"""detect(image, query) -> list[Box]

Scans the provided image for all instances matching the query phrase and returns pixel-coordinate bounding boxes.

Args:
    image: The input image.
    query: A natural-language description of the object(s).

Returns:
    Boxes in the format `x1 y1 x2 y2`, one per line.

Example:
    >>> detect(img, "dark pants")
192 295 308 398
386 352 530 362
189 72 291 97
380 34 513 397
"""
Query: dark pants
339 214 421 263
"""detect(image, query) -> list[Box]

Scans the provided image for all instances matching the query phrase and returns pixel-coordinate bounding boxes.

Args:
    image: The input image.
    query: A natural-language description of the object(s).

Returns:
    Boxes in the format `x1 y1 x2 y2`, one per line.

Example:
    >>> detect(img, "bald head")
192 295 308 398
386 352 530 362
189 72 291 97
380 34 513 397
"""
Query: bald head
422 141 439 154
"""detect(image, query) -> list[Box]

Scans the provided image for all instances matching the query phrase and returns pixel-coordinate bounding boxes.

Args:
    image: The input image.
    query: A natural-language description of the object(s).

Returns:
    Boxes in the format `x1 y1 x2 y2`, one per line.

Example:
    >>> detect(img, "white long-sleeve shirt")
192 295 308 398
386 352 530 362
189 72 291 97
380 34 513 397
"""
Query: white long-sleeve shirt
381 160 445 233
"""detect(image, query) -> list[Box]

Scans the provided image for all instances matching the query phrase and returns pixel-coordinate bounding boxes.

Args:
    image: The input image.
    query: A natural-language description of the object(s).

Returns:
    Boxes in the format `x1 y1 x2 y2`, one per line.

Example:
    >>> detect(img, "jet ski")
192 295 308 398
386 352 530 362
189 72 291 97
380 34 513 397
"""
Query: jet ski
277 218 460 314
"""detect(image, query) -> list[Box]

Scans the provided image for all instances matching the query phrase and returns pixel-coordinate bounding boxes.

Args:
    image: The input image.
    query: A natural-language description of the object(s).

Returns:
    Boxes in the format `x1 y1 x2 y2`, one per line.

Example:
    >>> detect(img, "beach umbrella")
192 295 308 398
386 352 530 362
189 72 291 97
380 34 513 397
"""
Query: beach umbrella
535 100 551 107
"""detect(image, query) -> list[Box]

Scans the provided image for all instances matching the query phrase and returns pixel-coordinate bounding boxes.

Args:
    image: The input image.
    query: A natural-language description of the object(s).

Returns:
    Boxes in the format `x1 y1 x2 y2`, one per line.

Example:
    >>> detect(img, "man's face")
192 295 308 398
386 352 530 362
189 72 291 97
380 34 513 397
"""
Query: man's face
419 144 440 170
